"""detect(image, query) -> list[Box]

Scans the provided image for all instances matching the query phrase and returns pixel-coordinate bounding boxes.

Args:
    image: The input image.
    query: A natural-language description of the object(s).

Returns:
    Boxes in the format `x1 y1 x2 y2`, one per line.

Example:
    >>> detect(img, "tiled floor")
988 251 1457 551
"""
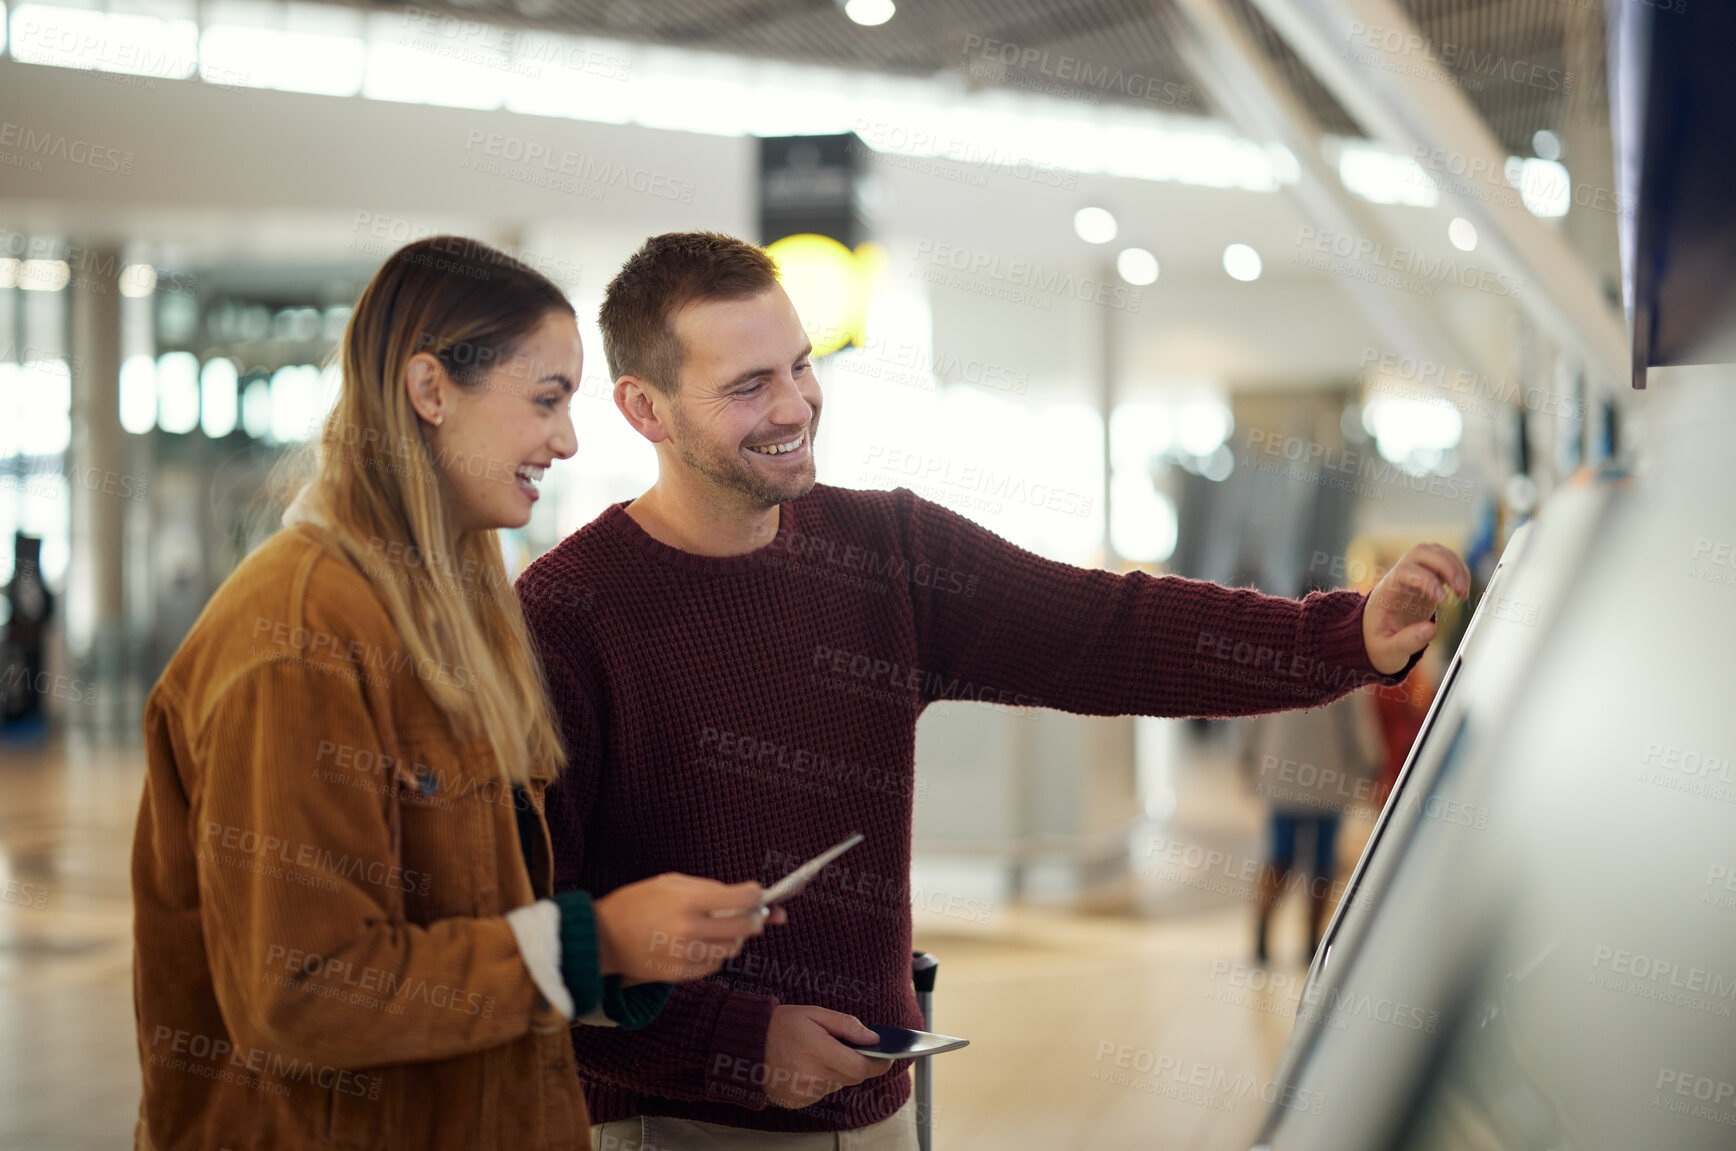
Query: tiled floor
0 724 1363 1149
910 731 1359 1151
0 730 144 1149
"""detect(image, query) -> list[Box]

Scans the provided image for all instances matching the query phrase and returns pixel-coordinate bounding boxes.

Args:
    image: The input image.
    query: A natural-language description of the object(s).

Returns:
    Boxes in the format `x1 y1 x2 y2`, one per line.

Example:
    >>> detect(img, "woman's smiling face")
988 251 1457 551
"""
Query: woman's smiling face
414 310 583 532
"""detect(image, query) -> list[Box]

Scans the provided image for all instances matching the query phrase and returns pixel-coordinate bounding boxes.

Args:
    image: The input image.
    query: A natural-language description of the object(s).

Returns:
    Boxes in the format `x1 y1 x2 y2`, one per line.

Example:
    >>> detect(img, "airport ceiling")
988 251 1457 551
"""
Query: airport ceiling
337 0 1609 153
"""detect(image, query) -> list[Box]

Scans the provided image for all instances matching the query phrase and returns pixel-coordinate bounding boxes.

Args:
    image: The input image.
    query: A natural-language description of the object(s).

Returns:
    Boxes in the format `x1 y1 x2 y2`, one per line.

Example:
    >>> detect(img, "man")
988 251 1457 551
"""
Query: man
516 232 1469 1149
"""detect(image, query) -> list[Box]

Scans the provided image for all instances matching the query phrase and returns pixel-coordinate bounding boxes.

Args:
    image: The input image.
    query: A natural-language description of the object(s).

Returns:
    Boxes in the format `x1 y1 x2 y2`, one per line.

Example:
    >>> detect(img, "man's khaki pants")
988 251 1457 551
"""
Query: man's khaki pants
592 1098 917 1151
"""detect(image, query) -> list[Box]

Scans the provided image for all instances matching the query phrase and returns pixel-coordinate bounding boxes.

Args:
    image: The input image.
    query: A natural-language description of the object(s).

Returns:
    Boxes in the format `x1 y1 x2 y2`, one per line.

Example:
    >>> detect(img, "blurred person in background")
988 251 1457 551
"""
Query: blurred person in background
1 533 54 736
1241 684 1384 965
1370 649 1439 805
516 231 1472 1151
131 237 778 1151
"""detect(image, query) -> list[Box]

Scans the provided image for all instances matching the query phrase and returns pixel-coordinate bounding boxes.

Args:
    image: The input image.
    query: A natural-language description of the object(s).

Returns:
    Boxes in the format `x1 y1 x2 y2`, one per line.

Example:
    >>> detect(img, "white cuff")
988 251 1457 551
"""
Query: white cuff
506 900 575 1021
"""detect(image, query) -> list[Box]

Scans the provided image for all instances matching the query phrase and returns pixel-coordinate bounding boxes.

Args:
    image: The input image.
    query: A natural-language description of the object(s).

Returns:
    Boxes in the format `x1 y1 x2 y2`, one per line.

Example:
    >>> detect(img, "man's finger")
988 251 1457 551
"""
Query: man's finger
817 1047 884 1086
810 1009 877 1043
683 916 762 943
1390 618 1437 654
1404 545 1470 598
1381 568 1443 619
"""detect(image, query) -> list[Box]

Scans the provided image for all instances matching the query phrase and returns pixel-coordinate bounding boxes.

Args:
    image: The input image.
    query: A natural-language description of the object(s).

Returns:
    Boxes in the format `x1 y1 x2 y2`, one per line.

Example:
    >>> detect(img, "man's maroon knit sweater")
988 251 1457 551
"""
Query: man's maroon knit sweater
515 483 1417 1133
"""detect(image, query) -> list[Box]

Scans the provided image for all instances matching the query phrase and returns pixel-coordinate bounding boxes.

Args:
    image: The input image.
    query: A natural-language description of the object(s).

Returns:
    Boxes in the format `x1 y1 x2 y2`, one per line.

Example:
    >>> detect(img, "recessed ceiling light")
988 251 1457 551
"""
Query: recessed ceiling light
1074 206 1118 244
1116 247 1159 285
1223 243 1261 281
842 0 895 27
1448 217 1478 252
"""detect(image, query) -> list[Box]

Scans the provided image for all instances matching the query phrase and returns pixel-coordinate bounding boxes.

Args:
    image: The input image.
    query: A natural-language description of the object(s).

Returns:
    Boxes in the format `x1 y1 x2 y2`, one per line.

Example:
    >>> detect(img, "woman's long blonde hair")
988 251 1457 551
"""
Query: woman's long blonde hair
292 236 570 784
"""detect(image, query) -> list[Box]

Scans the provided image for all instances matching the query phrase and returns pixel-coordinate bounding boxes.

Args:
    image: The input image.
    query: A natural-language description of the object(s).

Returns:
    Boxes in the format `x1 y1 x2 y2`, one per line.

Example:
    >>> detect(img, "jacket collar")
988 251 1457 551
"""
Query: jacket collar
282 482 330 531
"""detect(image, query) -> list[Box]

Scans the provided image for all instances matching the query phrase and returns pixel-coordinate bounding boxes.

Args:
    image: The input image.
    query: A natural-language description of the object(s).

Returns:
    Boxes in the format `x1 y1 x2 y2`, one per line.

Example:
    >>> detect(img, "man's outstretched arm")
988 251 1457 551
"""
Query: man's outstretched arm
898 490 1468 719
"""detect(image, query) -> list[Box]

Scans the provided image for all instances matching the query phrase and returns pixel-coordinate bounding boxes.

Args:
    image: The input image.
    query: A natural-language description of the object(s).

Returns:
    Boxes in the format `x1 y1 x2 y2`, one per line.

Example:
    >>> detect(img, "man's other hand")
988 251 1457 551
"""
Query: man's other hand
761 1005 895 1109
1362 543 1471 676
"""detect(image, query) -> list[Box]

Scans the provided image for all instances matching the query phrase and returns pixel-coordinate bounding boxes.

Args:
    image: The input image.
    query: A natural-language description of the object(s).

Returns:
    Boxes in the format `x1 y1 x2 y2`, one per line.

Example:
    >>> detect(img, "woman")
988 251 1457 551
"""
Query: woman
132 237 773 1150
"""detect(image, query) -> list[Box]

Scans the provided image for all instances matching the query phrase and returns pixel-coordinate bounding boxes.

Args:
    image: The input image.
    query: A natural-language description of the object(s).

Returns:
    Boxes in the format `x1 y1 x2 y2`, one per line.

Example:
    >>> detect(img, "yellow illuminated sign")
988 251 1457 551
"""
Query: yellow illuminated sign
765 234 884 357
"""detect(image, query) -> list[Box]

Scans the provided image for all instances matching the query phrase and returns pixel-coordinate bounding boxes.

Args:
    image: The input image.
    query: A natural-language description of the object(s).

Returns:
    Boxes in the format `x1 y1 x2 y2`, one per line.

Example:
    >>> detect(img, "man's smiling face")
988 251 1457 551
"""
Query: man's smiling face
663 285 822 510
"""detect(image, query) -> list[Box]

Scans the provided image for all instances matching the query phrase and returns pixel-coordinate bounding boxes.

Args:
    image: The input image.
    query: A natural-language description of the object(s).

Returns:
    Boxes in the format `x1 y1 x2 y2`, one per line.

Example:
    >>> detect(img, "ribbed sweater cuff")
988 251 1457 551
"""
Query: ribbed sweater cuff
505 900 575 1020
703 989 781 1110
601 975 671 1029
550 889 605 1020
1317 593 1426 688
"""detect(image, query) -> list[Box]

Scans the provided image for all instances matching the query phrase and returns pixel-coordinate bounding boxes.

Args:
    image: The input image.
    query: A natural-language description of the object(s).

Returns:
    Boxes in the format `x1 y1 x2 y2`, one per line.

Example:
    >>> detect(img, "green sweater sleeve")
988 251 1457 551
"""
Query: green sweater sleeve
514 786 672 1028
550 892 673 1028
602 975 674 1029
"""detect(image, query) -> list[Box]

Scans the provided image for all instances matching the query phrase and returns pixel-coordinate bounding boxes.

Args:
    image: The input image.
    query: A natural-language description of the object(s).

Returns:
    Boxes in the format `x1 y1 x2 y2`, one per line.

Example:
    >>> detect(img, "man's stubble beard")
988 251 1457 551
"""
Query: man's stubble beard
669 402 819 510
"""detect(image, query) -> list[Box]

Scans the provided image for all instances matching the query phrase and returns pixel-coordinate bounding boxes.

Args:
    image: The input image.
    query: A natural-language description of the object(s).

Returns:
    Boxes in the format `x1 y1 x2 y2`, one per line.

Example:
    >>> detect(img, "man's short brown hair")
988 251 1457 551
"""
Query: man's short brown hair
599 232 781 395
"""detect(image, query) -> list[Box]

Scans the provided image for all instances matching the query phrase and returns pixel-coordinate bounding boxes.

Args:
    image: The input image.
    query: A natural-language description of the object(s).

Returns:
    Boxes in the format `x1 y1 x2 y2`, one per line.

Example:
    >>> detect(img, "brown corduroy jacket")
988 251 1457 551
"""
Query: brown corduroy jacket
132 520 588 1150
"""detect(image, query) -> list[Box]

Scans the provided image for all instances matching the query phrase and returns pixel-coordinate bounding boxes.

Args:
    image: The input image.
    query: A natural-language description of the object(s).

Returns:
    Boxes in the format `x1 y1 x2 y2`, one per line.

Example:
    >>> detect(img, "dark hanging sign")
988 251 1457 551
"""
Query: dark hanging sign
758 133 864 249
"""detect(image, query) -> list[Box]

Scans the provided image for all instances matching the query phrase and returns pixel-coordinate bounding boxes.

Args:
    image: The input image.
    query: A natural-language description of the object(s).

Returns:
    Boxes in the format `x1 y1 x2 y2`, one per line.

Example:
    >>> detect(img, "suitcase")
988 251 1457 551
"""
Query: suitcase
911 952 939 1151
